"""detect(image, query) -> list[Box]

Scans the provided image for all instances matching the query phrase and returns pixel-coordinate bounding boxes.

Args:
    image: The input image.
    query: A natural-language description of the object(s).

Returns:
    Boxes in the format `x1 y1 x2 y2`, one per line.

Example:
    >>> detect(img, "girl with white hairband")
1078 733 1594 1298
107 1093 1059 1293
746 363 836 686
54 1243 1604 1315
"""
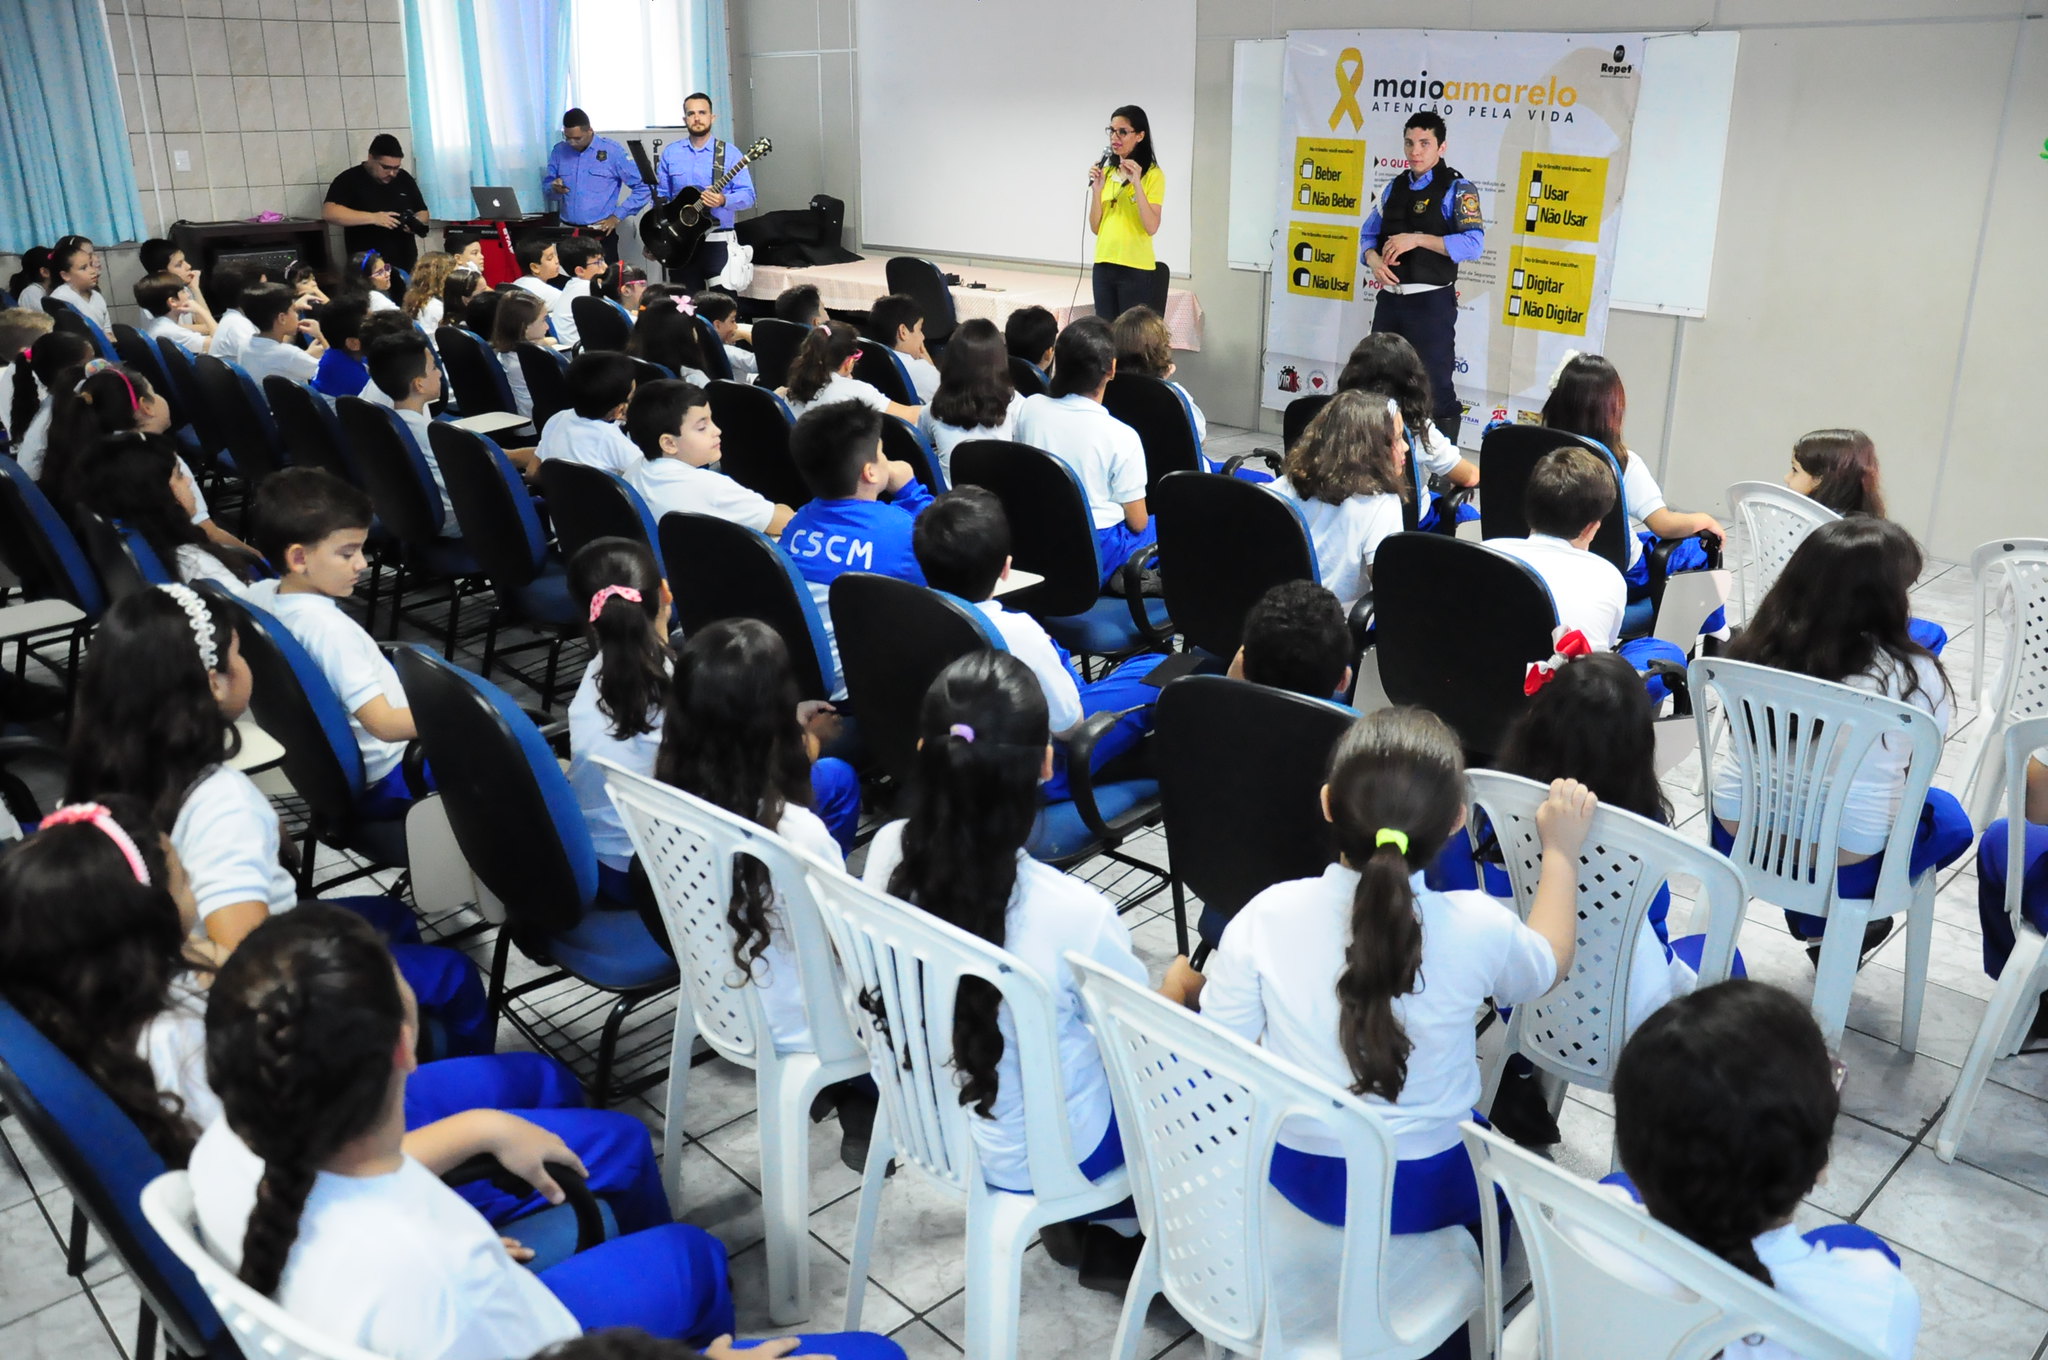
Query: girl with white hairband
0 791 678 1237
1265 388 1413 614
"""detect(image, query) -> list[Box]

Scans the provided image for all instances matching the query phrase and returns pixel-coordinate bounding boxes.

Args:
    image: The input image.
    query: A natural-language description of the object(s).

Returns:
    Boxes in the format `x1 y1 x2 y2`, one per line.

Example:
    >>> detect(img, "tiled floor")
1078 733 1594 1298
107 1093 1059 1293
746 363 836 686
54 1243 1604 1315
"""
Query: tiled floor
6 425 2047 1358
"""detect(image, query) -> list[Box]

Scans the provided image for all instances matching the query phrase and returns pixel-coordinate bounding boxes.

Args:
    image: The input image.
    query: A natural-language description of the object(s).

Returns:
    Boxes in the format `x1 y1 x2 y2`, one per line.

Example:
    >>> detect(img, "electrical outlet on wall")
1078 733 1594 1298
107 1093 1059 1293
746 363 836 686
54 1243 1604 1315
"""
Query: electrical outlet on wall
172 148 191 172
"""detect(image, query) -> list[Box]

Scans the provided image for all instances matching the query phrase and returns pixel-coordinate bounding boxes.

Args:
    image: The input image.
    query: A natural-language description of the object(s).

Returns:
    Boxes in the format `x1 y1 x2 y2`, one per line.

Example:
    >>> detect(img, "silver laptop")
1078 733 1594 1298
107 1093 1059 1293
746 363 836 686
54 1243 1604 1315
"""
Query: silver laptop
470 186 523 220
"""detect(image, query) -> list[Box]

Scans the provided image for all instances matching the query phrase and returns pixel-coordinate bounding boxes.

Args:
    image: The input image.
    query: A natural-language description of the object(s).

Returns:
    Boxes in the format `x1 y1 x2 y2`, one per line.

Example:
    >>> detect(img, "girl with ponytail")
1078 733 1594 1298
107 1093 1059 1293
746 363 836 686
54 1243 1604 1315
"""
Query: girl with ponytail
9 329 92 479
191 906 904 1357
779 318 920 421
73 432 263 593
1199 706 1593 1235
1609 979 1920 1359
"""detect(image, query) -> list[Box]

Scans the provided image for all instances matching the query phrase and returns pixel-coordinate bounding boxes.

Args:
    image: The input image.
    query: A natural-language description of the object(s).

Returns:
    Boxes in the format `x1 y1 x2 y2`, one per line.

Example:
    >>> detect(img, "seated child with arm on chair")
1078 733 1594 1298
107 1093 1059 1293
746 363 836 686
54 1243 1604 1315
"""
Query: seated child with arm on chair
622 378 792 534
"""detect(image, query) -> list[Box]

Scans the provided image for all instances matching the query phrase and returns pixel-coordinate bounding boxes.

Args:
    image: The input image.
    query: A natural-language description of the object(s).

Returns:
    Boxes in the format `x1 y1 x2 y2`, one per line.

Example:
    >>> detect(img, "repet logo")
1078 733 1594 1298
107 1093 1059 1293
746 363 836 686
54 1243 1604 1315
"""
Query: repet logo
1601 43 1634 77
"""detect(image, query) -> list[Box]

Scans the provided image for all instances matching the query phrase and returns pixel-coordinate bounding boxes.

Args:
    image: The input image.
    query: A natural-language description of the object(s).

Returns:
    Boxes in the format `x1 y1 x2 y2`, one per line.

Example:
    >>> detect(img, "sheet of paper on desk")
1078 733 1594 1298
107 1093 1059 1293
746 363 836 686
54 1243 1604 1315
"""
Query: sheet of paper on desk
991 569 1045 597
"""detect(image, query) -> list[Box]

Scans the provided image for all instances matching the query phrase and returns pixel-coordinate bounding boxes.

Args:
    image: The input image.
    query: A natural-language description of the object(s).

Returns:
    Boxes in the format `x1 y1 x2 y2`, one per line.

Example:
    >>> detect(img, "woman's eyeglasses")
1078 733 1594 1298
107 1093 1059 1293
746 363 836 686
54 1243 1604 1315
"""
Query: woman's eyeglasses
1105 127 1136 139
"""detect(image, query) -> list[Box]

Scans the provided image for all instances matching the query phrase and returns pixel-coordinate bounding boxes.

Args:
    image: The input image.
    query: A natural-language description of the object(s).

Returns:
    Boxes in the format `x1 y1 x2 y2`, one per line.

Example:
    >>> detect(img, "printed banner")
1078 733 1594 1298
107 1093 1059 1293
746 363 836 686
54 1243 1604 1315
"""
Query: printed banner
1262 30 1644 443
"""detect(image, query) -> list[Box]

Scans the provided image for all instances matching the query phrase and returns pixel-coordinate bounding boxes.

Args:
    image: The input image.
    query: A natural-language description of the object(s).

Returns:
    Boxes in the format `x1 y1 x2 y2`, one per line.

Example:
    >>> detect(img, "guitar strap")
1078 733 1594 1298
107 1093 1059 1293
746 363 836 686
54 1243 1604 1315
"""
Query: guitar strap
712 139 727 188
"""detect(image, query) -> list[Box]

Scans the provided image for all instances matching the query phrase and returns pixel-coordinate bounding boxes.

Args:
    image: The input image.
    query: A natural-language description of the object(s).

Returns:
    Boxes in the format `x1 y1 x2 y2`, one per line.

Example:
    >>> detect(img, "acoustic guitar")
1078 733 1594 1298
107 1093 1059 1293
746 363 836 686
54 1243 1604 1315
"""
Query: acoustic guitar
641 136 773 267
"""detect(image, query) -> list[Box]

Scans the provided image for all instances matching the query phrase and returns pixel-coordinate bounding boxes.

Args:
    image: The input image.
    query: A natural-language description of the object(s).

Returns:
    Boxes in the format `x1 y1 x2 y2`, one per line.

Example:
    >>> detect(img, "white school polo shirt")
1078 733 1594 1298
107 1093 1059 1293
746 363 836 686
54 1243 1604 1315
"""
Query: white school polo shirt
537 410 640 475
143 311 208 355
392 405 460 537
190 1123 580 1360
971 598 1083 733
138 981 223 1132
1709 652 1952 856
1267 479 1404 612
246 580 410 783
173 764 298 923
1619 453 1667 567
626 456 775 532
175 544 250 597
366 290 401 313
239 335 319 387
1203 863 1557 1160
1013 393 1148 530
782 371 891 421
899 351 941 403
1415 421 1464 480
862 819 1147 1192
498 350 534 420
1486 533 1625 650
16 403 54 480
566 657 666 873
209 310 257 365
919 392 1024 478
49 282 111 332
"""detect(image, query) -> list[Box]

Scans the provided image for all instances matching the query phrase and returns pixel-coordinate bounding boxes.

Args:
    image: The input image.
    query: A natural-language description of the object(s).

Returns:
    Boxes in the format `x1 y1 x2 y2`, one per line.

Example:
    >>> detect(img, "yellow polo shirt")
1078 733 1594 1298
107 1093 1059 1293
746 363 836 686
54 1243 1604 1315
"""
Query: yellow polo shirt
1094 164 1166 270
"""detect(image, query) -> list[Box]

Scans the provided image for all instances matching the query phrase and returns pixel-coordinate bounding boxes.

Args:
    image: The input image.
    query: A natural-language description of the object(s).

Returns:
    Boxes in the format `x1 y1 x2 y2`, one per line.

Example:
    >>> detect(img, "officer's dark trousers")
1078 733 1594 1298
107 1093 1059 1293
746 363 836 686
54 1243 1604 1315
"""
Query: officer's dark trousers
1372 285 1461 443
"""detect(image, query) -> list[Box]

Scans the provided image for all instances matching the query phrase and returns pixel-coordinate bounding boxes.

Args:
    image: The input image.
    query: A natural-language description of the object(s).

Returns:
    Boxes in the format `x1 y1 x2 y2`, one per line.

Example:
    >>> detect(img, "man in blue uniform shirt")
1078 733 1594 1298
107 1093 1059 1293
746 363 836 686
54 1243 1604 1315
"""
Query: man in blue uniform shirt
1359 111 1484 442
542 107 652 265
654 92 758 291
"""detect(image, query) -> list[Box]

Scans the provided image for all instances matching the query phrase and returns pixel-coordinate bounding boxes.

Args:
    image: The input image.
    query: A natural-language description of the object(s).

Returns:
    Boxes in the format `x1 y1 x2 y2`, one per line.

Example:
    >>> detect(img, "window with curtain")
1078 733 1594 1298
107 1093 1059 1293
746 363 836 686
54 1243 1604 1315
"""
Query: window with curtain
568 0 730 132
402 0 572 221
0 0 146 248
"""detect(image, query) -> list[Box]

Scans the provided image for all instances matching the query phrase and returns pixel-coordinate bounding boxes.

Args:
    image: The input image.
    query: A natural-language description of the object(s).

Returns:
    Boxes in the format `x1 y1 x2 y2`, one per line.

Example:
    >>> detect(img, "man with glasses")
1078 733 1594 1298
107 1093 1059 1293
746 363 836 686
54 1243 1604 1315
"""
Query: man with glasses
653 91 757 290
322 134 431 273
544 107 652 267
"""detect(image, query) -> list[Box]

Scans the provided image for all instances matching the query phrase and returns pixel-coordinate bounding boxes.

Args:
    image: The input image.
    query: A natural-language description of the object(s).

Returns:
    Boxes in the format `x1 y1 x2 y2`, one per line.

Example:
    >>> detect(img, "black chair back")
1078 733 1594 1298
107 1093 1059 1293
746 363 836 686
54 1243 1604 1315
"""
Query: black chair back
1371 533 1558 763
692 314 734 381
1477 424 1630 572
538 460 656 561
660 510 836 700
151 341 221 454
851 343 914 405
111 324 181 425
1103 372 1202 493
951 439 1103 619
749 317 812 390
1151 472 1317 659
706 379 809 509
1156 675 1352 950
830 572 996 786
432 424 546 589
1007 354 1049 397
571 295 631 352
69 508 153 602
883 256 959 348
1283 393 1331 450
337 395 444 544
436 325 518 416
880 413 945 494
516 342 572 432
193 356 287 484
264 374 360 482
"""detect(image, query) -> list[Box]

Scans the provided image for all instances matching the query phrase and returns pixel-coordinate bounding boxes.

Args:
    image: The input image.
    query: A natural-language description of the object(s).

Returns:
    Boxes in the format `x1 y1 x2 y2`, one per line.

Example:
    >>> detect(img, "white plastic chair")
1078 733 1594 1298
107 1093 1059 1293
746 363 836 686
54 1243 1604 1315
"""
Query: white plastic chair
597 758 867 1325
800 864 1132 1357
1936 715 2048 1162
1460 1123 1890 1360
1689 657 1945 1050
1467 772 1748 1120
1067 952 1483 1360
1960 542 2048 830
139 1171 391 1360
1726 481 1837 622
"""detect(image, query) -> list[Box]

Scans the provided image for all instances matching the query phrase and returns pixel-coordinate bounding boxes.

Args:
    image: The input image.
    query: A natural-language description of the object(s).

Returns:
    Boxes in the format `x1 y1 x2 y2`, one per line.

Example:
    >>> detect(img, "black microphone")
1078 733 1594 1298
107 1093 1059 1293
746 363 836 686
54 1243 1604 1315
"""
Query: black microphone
1099 146 1118 171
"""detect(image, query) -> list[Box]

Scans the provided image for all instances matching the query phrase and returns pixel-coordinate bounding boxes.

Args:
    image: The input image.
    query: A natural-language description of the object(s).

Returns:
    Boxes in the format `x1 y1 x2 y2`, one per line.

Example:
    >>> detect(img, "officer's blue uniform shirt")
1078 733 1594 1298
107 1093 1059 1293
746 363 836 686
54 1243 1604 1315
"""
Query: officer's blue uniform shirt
542 135 652 225
654 140 758 231
1358 167 1485 264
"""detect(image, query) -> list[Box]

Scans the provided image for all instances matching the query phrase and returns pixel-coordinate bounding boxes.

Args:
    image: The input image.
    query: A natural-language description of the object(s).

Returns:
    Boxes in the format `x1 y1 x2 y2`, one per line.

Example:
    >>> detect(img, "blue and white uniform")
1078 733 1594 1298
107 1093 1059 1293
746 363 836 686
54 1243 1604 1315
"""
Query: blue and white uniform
780 477 935 693
542 135 652 229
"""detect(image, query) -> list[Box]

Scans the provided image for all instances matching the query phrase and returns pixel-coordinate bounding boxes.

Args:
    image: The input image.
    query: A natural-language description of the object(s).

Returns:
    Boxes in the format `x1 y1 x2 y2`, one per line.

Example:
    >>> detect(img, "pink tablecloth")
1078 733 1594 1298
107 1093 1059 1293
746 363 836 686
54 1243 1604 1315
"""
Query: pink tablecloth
739 257 1204 352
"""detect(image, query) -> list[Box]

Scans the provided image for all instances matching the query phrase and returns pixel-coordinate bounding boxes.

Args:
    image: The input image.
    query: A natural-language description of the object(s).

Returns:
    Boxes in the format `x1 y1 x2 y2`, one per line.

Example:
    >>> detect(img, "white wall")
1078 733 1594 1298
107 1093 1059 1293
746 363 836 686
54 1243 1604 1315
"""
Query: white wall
735 0 2046 560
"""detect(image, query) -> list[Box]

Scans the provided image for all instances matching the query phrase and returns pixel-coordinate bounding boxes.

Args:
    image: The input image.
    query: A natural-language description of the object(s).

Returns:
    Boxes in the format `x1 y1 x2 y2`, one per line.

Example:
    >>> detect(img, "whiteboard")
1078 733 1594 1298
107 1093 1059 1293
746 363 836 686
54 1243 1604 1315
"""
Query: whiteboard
1226 30 1741 316
854 1 1196 273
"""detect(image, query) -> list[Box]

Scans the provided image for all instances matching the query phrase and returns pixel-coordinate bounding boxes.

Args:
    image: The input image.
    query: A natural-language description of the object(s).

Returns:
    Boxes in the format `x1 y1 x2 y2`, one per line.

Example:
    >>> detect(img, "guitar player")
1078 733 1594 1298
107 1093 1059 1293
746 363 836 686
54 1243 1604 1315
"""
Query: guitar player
654 92 759 290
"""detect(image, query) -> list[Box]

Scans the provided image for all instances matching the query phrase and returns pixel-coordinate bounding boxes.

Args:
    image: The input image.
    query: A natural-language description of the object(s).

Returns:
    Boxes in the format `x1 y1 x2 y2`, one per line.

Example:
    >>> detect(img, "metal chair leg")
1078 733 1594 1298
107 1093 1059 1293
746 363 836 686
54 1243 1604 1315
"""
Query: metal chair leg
65 1202 88 1275
591 990 646 1108
133 1305 158 1360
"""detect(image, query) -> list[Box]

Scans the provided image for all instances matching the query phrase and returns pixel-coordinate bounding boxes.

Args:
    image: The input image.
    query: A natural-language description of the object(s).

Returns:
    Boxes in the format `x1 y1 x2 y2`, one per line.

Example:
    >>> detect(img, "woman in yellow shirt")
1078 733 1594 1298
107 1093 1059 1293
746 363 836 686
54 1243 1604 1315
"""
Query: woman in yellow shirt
1086 105 1165 320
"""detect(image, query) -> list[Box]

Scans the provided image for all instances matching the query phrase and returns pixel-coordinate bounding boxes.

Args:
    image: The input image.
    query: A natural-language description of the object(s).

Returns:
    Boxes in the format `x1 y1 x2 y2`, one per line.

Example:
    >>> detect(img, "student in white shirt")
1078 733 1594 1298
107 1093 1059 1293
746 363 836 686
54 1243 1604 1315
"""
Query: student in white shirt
1338 332 1480 529
0 307 52 452
491 289 556 420
780 319 920 422
400 251 457 334
190 906 895 1358
1193 707 1593 1234
538 351 642 474
365 329 476 535
136 272 214 354
625 299 712 384
692 289 757 381
1267 390 1409 614
622 378 792 533
10 245 54 315
1012 316 1153 587
512 237 579 348
344 249 401 313
865 293 941 402
208 296 259 367
1713 517 1972 951
861 650 1194 1280
47 240 112 332
71 433 260 597
8 329 92 480
1598 980 1921 1360
1110 304 1206 451
236 282 325 387
917 318 1024 478
551 236 609 348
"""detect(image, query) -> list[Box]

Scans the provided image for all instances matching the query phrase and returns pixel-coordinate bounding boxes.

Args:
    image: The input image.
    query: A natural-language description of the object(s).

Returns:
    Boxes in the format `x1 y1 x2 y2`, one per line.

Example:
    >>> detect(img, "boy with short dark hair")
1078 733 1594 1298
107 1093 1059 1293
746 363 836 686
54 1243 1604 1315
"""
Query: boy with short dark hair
623 378 790 533
774 284 823 327
239 281 326 387
1004 305 1057 374
1012 315 1152 586
536 350 640 473
1227 580 1355 703
781 401 933 692
865 293 938 401
691 290 755 381
311 296 373 399
206 266 259 364
247 468 426 813
552 236 608 348
135 272 213 354
510 236 577 349
913 486 1163 794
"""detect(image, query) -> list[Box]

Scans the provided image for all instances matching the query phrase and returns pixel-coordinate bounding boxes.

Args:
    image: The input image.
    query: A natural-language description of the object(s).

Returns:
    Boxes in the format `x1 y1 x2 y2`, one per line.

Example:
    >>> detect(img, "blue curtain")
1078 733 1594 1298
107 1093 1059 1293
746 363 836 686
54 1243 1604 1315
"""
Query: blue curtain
689 0 731 125
403 0 573 221
0 0 147 249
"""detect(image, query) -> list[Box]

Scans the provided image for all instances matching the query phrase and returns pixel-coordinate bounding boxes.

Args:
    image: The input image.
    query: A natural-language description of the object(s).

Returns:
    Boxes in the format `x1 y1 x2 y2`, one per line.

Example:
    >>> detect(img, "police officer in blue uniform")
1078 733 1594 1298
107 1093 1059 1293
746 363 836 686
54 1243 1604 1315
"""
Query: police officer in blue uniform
542 108 652 265
1359 111 1484 441
654 91 758 291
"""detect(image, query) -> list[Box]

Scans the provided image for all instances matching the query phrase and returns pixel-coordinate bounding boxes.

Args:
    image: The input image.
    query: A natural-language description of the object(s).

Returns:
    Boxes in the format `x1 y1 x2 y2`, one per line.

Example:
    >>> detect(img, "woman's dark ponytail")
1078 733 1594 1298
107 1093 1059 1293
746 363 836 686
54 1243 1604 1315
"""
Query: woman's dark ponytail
884 651 1049 1117
11 331 94 445
568 537 669 740
784 320 860 404
203 906 406 1297
1324 707 1467 1102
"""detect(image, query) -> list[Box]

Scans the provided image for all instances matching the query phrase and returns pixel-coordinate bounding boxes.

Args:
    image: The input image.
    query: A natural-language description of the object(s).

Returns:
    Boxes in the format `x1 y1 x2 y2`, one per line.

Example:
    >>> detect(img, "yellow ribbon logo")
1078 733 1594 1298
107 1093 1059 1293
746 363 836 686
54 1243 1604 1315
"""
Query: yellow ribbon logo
1329 48 1365 131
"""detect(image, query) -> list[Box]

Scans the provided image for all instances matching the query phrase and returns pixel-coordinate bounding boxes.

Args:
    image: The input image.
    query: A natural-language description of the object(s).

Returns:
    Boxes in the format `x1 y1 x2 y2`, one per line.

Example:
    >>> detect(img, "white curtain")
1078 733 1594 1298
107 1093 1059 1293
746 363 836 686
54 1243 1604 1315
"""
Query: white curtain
568 0 730 132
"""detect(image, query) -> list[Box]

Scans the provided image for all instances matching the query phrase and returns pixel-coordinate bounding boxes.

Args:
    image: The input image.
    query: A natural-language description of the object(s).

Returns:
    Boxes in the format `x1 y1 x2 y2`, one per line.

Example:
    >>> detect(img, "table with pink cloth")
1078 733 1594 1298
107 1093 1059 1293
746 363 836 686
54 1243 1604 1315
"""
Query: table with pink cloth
738 257 1205 352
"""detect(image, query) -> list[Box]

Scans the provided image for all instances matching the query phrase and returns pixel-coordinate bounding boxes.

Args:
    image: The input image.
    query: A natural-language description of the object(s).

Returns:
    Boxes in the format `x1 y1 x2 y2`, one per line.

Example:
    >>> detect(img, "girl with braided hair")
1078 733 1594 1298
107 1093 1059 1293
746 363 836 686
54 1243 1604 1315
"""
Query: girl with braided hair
189 906 906 1359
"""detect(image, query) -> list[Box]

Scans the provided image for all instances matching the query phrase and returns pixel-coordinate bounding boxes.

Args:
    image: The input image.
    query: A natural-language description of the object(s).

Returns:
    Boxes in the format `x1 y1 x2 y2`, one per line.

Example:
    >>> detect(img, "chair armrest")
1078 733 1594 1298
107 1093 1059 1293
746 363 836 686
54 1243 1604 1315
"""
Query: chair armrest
440 1155 606 1253
1638 657 1693 717
1222 449 1285 478
400 740 432 797
1431 485 1475 537
1054 707 1142 842
1118 542 1173 642
1347 594 1376 656
517 706 572 753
